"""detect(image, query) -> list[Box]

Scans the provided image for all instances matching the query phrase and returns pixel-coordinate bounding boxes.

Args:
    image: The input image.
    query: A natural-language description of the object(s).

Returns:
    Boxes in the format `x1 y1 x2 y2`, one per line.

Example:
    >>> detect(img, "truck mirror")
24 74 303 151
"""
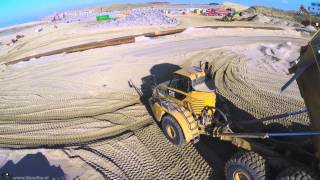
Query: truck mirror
128 80 133 88
152 74 158 85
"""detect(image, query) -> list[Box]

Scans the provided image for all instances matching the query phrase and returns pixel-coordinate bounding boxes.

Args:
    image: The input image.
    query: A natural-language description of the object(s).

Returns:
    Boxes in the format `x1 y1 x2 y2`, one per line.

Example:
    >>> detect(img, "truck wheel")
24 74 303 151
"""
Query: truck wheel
223 16 228 21
225 151 267 180
161 115 185 146
276 167 317 180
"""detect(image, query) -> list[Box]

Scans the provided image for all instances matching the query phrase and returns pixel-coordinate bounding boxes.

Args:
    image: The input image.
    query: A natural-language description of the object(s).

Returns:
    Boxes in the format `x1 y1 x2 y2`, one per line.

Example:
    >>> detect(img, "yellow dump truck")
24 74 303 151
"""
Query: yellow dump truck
148 64 219 145
130 31 320 179
194 9 202 16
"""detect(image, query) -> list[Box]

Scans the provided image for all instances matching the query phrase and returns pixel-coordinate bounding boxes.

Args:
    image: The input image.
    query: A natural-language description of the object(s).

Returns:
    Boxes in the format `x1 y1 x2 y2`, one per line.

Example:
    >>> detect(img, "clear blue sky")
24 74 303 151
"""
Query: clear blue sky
0 0 314 28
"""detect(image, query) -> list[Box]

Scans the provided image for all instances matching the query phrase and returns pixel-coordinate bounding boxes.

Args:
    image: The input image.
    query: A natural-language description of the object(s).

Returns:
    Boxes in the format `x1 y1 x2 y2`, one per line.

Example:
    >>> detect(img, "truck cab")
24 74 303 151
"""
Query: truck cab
157 66 216 118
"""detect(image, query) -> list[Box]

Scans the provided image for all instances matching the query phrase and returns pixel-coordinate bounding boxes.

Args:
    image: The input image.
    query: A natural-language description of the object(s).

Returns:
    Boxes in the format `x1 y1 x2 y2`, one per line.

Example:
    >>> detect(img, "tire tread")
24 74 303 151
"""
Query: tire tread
276 167 317 180
225 151 266 180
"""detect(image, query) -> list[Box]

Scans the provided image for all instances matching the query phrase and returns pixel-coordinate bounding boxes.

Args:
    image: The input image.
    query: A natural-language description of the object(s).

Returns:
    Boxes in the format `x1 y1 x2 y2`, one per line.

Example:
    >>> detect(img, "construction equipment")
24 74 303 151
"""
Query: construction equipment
285 29 320 156
298 5 312 27
297 4 320 29
222 9 243 21
129 31 320 179
298 5 310 16
205 8 233 16
267 29 320 180
96 15 111 21
194 9 202 16
148 63 220 145
204 9 215 16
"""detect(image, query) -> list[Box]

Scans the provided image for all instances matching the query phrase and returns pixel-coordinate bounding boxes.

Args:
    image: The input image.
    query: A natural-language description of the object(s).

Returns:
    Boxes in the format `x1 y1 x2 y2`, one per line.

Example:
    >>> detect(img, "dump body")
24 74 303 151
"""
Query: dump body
292 31 320 159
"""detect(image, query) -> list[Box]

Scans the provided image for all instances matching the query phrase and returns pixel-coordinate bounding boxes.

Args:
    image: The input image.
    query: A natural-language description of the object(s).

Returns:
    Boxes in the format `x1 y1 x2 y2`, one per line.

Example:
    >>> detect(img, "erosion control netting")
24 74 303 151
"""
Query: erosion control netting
203 50 309 131
0 49 311 179
64 125 214 179
0 90 213 179
0 91 154 147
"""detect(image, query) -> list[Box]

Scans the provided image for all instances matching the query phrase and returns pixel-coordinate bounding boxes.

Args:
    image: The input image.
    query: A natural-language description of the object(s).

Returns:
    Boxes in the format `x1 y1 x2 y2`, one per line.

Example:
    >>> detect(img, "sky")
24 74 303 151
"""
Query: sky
0 0 315 28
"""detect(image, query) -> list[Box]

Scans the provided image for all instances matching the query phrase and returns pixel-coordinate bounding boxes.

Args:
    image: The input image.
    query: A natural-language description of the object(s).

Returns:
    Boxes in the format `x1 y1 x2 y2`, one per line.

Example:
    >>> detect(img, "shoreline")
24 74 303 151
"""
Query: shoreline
0 21 47 36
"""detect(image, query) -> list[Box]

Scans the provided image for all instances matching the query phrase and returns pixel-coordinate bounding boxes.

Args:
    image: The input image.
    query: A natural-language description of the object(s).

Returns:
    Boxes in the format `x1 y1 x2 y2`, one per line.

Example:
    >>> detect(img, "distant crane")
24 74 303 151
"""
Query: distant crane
298 5 312 26
298 5 309 15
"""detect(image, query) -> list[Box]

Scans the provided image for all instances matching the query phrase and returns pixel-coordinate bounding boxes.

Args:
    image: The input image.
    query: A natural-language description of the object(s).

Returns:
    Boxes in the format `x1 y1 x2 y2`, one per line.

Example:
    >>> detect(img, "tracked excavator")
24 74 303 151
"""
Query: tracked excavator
222 8 243 22
297 5 320 29
129 31 320 179
298 5 313 27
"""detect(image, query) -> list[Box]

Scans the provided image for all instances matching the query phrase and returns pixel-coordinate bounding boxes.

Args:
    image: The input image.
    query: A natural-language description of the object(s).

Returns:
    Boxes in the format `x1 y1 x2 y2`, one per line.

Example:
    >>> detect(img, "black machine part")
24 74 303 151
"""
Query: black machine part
276 166 317 180
282 30 320 160
206 106 320 140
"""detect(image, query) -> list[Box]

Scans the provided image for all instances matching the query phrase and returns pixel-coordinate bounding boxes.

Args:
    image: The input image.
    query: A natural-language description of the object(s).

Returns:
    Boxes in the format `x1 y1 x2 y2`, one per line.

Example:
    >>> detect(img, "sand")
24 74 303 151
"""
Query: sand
0 4 313 179
0 9 304 64
0 149 102 179
222 2 249 11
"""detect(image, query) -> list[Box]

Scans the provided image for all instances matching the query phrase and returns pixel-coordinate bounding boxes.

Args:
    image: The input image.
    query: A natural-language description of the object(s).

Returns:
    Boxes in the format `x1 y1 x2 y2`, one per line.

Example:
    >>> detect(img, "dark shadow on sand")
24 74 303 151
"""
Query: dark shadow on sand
139 63 181 115
0 152 65 180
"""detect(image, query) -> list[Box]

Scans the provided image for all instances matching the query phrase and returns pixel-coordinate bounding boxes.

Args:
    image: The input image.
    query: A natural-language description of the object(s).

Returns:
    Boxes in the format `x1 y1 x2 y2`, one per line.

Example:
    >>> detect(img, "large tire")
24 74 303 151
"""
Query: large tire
161 115 185 146
225 151 267 180
276 167 317 180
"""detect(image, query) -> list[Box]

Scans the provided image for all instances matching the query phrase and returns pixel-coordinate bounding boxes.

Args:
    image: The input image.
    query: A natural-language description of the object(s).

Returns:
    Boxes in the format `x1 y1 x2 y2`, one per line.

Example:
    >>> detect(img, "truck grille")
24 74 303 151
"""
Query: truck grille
190 99 205 115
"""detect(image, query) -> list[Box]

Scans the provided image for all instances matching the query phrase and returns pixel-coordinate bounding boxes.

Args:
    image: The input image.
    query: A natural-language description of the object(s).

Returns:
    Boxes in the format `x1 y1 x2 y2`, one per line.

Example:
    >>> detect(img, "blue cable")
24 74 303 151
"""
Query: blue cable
268 132 320 137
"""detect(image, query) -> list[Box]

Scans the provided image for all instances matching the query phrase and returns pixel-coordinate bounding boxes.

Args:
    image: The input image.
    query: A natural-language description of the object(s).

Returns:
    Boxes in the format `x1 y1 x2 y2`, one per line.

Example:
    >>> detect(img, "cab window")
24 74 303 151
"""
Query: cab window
169 74 191 93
